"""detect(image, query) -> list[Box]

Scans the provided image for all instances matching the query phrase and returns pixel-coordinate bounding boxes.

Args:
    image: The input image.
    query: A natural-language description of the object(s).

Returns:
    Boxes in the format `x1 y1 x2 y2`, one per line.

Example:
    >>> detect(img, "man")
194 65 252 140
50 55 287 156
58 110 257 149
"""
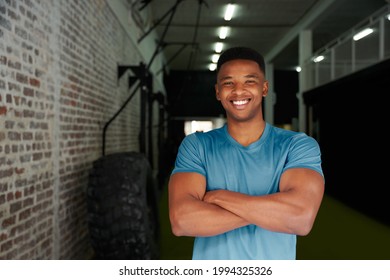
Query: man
168 46 325 260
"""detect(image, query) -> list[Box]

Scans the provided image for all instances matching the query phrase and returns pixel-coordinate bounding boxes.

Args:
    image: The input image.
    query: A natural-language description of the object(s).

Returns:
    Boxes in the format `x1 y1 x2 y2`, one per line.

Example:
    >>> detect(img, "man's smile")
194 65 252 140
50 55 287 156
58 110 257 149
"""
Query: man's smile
231 98 251 109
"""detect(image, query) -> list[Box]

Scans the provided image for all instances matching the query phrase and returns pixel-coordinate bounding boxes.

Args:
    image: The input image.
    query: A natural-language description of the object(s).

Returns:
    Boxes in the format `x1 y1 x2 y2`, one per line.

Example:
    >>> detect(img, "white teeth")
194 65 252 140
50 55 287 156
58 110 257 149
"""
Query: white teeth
232 99 249 105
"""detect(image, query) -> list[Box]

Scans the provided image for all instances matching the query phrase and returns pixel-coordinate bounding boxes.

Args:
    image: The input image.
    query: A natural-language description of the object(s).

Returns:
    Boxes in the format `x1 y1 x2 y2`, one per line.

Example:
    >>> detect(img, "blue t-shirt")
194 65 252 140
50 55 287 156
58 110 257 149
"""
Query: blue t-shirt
171 123 324 260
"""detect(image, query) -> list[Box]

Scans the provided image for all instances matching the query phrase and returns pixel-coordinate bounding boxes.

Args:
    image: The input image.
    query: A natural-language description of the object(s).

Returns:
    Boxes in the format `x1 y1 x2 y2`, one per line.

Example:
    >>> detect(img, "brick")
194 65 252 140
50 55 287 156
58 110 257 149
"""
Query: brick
6 250 18 260
2 215 16 228
21 41 33 51
8 82 21 92
15 191 22 199
6 0 17 9
22 132 33 140
26 10 37 22
19 154 31 163
8 131 21 141
24 186 35 196
32 202 42 213
32 152 42 161
36 192 45 202
7 60 21 70
16 72 28 84
41 238 51 251
23 197 34 208
1 240 13 252
0 183 8 192
8 7 20 21
35 112 44 120
19 208 31 221
15 167 25 175
0 233 7 242
29 78 40 87
23 87 34 97
4 145 10 154
23 109 34 118
13 95 20 105
0 14 12 31
0 55 6 65
7 192 15 201
10 201 22 213
15 178 27 188
0 168 13 179
0 106 6 115
4 120 14 129
35 69 44 78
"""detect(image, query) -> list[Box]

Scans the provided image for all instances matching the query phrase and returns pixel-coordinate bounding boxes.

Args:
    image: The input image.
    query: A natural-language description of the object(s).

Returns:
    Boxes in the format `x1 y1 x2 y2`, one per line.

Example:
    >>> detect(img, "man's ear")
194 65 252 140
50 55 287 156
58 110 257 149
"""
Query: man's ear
262 80 269 97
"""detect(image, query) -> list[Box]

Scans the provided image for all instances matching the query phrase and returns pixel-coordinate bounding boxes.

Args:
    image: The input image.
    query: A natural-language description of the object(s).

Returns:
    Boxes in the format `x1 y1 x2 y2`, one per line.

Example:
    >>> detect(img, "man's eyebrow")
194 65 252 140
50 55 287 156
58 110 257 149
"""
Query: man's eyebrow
244 74 260 79
218 74 261 82
219 76 233 82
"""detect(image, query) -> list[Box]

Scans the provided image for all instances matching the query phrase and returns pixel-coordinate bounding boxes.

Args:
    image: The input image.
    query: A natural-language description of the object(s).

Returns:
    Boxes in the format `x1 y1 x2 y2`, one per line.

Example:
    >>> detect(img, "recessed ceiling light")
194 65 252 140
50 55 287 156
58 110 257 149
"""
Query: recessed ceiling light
209 63 217 71
215 42 223 53
353 28 374 41
212 54 220 63
224 4 235 21
313 55 325 63
219 26 229 39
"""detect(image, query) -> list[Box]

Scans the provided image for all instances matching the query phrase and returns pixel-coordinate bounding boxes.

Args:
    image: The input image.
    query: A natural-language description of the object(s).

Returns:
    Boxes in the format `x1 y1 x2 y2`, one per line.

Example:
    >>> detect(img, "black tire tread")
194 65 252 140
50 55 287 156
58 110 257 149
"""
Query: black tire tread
87 152 160 259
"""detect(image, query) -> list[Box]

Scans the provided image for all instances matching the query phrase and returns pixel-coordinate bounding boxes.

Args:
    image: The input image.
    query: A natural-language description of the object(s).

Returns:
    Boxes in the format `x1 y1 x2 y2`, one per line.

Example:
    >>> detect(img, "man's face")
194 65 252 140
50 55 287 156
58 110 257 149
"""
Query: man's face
215 59 268 123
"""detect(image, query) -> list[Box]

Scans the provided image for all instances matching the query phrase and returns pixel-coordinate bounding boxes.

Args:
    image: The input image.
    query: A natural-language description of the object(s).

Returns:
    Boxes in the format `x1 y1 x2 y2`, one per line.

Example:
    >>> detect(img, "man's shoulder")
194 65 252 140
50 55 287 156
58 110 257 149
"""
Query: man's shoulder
268 124 309 139
267 124 318 147
190 125 225 140
181 125 226 148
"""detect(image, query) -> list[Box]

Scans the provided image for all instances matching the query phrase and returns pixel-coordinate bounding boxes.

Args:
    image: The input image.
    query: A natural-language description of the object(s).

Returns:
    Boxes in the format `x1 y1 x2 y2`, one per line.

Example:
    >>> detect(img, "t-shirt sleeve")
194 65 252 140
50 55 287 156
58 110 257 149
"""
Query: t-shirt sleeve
171 133 206 177
283 134 324 178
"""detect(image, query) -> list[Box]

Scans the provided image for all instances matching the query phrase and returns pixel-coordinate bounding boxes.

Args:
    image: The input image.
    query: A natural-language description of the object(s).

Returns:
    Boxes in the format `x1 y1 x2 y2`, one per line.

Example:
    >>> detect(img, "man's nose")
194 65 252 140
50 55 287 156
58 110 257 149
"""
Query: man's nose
232 83 245 94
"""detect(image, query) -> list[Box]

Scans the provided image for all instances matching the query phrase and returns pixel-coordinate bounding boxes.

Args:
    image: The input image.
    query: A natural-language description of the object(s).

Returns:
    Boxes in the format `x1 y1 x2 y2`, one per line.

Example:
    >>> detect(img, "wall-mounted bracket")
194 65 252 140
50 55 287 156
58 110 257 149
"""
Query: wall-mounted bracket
117 63 150 89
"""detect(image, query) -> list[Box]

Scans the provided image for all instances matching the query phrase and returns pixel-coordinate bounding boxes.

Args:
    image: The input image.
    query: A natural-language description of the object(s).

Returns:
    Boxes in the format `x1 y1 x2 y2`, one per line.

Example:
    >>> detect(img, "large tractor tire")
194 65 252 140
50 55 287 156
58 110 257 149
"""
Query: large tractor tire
87 152 160 259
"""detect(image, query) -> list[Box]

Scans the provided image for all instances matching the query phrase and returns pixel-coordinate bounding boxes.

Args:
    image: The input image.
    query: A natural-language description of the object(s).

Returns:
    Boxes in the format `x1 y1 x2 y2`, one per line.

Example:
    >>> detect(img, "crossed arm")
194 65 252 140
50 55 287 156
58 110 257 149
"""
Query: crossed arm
168 168 324 237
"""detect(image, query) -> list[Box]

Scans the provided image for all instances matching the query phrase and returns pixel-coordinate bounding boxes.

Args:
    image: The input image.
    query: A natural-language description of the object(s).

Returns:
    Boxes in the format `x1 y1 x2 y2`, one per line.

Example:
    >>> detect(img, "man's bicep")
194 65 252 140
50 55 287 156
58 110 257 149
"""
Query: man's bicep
168 172 208 236
169 172 207 203
279 168 324 206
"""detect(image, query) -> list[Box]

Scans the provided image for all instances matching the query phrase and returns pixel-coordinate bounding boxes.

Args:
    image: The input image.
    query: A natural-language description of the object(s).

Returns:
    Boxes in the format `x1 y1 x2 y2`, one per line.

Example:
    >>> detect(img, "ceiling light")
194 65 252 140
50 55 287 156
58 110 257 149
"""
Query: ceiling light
295 66 301 72
209 63 217 71
353 28 374 41
215 42 223 53
212 54 220 63
387 14 390 21
313 55 325 63
224 4 235 21
219 26 229 39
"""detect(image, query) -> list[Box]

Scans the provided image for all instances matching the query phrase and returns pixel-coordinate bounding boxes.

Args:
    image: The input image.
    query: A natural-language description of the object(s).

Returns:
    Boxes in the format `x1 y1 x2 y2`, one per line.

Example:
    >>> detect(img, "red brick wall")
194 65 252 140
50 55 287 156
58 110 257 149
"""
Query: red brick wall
0 0 154 259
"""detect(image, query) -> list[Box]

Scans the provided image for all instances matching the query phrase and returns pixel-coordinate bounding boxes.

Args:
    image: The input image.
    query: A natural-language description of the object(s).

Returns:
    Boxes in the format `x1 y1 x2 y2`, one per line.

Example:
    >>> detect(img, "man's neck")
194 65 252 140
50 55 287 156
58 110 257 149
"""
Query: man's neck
226 119 266 147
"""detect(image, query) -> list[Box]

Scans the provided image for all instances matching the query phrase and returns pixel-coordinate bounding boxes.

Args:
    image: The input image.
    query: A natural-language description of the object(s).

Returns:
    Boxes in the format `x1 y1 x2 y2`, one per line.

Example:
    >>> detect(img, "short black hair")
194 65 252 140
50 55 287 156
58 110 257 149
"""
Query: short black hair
216 46 266 75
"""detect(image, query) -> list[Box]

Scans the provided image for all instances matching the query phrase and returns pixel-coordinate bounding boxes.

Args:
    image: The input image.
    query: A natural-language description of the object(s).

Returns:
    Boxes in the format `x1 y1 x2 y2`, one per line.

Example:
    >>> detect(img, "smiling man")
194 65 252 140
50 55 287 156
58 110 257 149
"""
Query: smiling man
168 47 325 260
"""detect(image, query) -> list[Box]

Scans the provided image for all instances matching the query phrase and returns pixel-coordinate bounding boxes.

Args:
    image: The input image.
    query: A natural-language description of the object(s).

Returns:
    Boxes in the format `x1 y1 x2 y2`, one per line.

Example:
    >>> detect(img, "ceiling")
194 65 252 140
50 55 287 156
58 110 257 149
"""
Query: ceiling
140 0 387 72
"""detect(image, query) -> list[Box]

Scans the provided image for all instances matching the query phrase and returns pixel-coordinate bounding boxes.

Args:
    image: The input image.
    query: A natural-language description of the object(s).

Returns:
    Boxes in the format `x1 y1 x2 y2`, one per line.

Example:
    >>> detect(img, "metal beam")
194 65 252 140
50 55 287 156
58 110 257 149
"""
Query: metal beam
265 0 337 62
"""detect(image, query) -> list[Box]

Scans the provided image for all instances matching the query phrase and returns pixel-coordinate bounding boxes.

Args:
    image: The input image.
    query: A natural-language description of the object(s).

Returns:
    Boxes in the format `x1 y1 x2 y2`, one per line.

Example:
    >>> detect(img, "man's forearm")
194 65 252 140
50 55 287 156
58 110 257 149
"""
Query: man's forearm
170 195 249 237
203 187 318 235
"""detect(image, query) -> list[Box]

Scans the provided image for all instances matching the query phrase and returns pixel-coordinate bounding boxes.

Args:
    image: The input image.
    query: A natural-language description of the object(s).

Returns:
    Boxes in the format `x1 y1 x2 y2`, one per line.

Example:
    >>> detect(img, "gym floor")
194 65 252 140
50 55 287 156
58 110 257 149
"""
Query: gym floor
158 184 390 260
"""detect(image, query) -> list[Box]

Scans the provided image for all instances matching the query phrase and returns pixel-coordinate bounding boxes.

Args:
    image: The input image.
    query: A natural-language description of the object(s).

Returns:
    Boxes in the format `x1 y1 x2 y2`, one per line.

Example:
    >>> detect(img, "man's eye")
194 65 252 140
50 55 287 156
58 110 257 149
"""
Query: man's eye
223 82 233 86
246 80 256 84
